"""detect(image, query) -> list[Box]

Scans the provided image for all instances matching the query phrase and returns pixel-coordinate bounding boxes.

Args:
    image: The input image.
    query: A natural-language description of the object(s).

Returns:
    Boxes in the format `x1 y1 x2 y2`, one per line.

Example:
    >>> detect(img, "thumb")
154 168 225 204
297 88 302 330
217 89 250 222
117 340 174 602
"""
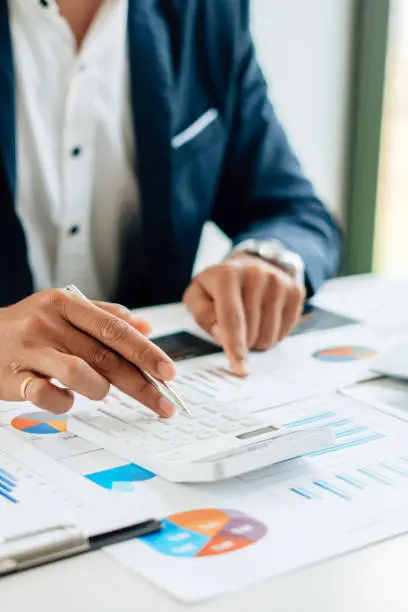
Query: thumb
93 301 153 336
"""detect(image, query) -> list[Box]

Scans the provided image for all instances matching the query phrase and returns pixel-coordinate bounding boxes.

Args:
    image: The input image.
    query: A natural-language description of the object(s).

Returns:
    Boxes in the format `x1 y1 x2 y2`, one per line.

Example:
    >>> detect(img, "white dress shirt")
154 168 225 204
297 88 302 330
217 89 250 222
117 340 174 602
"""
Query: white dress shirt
9 0 140 300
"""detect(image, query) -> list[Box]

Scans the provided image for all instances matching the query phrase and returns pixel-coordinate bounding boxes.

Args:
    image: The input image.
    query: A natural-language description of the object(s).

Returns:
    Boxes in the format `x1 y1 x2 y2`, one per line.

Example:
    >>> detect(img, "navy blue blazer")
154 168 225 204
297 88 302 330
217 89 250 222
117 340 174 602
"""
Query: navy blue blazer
0 0 341 308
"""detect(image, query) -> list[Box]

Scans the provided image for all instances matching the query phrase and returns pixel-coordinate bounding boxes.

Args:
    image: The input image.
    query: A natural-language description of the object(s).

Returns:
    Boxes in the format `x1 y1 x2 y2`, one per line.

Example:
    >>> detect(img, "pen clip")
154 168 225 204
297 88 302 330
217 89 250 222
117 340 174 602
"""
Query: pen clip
0 525 89 575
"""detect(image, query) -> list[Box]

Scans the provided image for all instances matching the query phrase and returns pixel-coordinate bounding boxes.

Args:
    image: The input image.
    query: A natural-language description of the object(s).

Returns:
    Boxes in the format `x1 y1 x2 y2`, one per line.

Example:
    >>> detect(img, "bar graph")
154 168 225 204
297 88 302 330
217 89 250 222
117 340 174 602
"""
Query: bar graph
0 466 18 504
283 411 386 458
172 367 245 404
358 467 393 486
290 487 322 500
335 474 365 490
288 454 408 504
313 480 352 501
0 444 93 517
380 461 408 478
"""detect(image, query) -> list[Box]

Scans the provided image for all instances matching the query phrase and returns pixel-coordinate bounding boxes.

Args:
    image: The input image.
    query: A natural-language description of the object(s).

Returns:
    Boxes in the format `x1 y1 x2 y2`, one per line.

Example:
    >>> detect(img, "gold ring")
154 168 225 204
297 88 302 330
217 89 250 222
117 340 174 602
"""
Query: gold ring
20 376 37 401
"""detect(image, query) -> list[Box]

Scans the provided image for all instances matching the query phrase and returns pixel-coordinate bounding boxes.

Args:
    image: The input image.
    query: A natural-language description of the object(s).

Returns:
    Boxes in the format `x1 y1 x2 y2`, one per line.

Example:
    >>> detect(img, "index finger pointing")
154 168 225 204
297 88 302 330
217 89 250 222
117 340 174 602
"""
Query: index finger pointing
207 271 249 377
59 292 175 381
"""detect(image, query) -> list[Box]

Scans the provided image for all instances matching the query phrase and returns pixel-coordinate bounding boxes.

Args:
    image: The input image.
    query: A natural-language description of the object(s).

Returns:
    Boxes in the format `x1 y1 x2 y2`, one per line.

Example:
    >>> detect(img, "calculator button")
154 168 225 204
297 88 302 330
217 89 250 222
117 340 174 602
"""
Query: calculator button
241 419 262 429
141 421 168 433
108 428 135 438
222 413 241 422
200 405 219 414
144 443 164 453
196 430 214 440
219 424 239 434
99 405 139 424
178 412 197 421
134 421 160 433
171 435 192 447
127 435 149 447
151 430 173 442
178 423 200 434
198 418 215 428
74 410 98 422
147 442 173 455
163 450 187 462
89 415 124 432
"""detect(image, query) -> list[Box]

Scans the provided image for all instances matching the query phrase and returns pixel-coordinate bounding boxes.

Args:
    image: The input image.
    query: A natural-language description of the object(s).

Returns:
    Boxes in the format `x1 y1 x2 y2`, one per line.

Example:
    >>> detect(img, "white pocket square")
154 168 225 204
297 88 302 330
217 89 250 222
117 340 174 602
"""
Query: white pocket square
172 109 219 149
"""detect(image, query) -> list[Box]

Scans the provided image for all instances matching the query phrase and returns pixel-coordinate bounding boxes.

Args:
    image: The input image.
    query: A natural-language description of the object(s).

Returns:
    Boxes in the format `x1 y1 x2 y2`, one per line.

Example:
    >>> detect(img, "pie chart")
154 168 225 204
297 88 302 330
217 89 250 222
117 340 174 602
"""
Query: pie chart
313 346 377 363
11 411 67 435
140 508 267 558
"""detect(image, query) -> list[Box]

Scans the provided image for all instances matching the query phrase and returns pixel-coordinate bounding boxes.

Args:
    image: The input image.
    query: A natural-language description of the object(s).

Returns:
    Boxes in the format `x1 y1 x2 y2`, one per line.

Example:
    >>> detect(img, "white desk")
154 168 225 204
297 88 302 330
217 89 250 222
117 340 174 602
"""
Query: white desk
4 274 408 612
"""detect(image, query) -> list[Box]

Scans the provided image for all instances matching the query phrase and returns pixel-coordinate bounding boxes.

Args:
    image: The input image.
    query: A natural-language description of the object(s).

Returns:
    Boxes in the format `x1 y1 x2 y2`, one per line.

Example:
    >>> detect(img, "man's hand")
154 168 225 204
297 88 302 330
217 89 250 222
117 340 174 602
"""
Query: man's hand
0 290 176 417
183 253 306 376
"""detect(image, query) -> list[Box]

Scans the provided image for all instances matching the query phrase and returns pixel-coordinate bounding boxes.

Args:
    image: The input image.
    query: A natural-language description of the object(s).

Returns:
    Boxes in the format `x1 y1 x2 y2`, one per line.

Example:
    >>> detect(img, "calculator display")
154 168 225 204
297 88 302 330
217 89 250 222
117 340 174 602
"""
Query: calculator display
237 425 279 440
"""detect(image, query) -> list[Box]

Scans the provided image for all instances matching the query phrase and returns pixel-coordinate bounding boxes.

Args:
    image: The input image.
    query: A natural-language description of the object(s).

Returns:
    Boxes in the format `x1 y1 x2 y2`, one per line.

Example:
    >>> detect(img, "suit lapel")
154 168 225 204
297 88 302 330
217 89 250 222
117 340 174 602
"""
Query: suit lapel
0 1 15 202
128 0 182 300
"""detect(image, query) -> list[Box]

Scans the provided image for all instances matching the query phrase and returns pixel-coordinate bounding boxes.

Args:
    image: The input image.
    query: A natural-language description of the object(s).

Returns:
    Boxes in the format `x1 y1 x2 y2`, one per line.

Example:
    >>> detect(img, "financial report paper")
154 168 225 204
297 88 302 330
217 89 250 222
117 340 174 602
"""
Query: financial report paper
109 393 408 601
156 325 383 412
0 302 401 602
0 430 150 545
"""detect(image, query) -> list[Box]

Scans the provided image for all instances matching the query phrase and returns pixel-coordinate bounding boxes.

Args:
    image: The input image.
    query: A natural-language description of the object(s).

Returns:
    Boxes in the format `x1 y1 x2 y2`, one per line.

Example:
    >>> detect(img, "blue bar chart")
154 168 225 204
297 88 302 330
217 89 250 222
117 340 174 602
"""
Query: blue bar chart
172 367 244 404
283 410 386 458
288 454 408 504
0 466 18 504
255 399 408 509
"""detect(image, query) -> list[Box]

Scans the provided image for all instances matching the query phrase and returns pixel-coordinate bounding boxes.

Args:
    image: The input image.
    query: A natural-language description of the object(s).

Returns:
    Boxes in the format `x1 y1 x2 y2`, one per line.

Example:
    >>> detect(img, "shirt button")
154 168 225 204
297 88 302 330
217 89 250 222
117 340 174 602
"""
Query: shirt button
70 146 82 157
68 225 80 236
39 0 49 6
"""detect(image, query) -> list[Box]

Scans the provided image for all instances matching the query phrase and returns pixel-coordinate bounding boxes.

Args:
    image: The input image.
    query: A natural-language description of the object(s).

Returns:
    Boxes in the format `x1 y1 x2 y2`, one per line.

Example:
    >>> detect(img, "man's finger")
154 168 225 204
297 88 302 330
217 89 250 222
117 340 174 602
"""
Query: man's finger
34 349 110 401
94 302 152 336
278 285 305 341
58 291 175 381
242 267 267 349
92 357 175 419
253 278 286 351
19 374 74 414
201 268 248 376
61 331 175 418
183 283 216 334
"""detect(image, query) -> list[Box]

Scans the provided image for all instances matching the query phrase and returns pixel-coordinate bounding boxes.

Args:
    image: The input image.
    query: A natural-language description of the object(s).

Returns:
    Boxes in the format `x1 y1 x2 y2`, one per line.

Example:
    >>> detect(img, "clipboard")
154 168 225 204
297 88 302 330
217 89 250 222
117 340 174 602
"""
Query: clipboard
0 519 161 577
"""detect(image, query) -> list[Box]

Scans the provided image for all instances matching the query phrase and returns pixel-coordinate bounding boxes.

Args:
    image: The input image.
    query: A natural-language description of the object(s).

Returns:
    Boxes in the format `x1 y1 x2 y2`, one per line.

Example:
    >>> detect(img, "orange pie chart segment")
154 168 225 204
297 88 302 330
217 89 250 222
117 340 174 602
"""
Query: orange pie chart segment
168 508 230 536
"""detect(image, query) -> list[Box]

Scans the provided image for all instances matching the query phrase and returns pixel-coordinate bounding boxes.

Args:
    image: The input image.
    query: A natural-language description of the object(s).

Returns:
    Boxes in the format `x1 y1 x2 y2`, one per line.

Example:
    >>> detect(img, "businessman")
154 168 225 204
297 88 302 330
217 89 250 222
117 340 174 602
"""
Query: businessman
0 0 341 417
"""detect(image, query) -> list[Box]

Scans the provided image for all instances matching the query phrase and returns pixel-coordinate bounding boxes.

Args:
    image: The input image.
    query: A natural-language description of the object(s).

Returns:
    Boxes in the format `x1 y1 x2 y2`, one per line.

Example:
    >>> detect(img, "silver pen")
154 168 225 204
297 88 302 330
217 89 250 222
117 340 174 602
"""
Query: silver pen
64 284 190 415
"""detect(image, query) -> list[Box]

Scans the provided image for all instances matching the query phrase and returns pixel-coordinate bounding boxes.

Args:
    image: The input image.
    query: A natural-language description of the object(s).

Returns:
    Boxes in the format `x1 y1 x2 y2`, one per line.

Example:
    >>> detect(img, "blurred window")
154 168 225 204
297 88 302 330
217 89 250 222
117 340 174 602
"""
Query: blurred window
374 0 408 274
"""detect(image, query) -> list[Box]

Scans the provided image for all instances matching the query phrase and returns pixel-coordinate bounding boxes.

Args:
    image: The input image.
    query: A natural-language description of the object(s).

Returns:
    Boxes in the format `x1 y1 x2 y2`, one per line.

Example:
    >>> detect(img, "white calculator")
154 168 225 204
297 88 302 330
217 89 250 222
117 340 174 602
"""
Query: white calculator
68 392 334 483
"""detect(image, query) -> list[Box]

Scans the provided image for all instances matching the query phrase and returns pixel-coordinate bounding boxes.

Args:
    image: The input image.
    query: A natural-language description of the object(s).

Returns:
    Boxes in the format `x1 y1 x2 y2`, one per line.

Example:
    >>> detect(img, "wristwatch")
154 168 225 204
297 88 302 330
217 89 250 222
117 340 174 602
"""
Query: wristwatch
231 239 305 286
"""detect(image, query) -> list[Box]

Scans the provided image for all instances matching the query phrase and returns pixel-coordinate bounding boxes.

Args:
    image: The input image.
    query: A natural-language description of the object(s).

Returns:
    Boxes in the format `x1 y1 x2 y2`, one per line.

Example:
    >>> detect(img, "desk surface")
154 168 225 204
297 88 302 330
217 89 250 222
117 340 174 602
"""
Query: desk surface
4 274 408 612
